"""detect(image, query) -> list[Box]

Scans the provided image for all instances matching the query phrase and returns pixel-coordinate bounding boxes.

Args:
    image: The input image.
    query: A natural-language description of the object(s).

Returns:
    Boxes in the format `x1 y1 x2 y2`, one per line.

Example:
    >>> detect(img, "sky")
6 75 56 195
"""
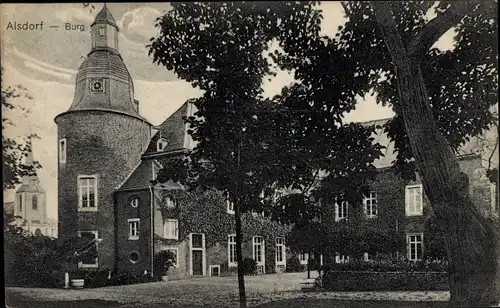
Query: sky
1 2 458 219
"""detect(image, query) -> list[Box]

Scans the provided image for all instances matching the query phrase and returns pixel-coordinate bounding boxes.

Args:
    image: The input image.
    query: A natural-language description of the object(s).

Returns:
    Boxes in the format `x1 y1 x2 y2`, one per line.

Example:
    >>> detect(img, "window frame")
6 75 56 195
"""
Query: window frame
335 200 349 221
18 194 23 212
407 233 424 261
226 197 235 215
252 236 265 265
298 252 309 265
228 234 237 267
128 218 140 240
129 196 140 208
77 174 98 212
77 230 99 268
59 138 67 164
32 194 38 210
129 251 140 264
275 237 286 265
156 138 167 152
163 219 179 240
405 184 423 216
363 191 377 218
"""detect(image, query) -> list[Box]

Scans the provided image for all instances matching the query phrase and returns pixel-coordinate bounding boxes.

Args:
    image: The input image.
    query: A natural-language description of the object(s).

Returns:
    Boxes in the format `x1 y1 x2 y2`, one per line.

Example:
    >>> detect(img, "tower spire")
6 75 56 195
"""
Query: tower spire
25 136 34 166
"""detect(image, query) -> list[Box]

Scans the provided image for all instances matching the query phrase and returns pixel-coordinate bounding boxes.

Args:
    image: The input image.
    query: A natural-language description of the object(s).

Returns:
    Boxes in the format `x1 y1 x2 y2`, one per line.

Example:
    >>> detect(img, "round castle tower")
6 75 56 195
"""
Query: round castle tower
54 5 151 270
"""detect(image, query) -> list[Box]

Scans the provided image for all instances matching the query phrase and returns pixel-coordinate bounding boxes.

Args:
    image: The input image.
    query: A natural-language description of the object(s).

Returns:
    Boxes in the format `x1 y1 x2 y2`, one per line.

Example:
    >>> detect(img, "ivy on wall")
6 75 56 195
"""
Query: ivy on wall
156 188 290 248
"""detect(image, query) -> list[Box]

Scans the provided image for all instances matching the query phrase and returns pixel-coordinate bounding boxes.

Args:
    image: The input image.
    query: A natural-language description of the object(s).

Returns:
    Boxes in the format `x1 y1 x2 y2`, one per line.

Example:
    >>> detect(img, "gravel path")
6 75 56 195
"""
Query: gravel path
6 273 450 307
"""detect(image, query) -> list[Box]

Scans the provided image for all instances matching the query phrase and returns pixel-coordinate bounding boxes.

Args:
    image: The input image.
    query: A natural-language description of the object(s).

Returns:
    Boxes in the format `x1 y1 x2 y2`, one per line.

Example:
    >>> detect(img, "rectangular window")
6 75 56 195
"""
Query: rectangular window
363 252 370 262
335 200 348 221
364 191 377 218
405 184 423 216
98 27 105 36
253 236 264 264
164 219 178 240
228 234 237 266
128 218 140 240
78 231 98 268
335 253 350 264
226 198 235 214
276 237 285 265
407 233 423 261
191 233 203 248
298 252 309 265
152 160 162 181
59 138 67 163
78 175 98 211
18 194 23 212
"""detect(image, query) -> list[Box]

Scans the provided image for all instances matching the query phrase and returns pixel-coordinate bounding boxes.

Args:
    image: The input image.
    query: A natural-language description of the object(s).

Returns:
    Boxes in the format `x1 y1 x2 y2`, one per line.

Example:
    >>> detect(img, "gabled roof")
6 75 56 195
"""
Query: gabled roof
143 101 197 157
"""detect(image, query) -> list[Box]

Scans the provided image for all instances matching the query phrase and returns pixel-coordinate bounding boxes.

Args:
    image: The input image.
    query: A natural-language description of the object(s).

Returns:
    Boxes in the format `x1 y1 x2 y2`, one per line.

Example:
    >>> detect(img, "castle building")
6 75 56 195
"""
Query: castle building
55 6 498 279
10 143 57 238
55 6 288 278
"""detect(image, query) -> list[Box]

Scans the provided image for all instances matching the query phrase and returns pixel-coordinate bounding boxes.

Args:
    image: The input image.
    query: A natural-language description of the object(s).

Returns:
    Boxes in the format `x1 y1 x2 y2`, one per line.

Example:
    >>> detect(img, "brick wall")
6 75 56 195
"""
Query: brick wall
56 111 150 270
115 189 151 276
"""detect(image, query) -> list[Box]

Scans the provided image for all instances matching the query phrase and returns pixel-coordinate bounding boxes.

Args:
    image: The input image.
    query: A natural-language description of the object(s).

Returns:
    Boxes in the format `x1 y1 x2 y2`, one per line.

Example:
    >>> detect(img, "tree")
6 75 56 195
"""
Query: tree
2 67 39 190
149 4 385 307
271 1 498 306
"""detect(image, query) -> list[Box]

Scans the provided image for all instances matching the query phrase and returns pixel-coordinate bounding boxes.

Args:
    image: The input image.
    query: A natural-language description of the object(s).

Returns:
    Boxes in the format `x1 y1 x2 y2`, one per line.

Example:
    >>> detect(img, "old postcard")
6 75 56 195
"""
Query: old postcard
2 2 498 308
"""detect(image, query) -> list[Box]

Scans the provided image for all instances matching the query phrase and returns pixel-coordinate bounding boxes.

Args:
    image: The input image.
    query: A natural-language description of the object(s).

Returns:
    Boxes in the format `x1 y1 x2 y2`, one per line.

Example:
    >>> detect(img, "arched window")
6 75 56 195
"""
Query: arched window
35 228 42 236
32 195 38 210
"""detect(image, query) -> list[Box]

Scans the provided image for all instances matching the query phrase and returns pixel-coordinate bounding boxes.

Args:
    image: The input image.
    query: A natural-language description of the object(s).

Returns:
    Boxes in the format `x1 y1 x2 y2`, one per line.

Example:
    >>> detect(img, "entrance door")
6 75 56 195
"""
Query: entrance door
192 251 203 275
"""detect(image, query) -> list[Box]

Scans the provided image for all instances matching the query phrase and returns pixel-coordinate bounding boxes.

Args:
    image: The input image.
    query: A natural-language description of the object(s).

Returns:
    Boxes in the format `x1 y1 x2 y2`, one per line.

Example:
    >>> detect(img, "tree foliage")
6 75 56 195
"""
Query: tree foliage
149 2 384 226
273 1 497 181
1 67 40 190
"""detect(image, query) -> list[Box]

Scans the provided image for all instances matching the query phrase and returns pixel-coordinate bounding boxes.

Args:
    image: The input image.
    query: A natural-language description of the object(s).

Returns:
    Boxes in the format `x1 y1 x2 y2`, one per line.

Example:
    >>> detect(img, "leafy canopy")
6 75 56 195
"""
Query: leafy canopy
1 67 40 190
149 2 384 222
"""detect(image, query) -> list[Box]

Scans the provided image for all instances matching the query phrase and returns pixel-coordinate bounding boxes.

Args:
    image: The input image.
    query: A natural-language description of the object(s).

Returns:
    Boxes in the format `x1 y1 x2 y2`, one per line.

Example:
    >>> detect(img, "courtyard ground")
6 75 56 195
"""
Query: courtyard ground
6 272 450 308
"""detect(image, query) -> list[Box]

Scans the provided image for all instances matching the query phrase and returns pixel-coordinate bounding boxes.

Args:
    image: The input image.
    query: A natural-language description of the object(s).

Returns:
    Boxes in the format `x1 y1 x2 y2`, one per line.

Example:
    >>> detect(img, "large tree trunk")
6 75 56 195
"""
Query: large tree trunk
372 3 499 306
235 199 247 308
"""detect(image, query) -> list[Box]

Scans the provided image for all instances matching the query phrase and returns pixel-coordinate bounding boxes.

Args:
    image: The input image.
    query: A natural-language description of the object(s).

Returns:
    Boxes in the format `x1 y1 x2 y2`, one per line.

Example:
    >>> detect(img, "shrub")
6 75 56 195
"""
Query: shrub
286 257 304 273
242 258 257 275
153 250 177 277
320 258 448 274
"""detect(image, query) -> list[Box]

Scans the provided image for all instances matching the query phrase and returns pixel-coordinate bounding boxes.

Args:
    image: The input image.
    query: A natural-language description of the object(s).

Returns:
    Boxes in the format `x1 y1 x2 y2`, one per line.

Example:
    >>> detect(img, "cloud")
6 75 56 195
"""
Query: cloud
13 47 77 75
24 61 73 80
117 6 163 42
55 7 94 24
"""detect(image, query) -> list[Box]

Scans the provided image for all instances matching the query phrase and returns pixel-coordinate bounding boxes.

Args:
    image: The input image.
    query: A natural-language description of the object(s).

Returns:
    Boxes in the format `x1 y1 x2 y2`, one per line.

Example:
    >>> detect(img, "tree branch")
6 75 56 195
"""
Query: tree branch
371 2 407 65
407 1 485 57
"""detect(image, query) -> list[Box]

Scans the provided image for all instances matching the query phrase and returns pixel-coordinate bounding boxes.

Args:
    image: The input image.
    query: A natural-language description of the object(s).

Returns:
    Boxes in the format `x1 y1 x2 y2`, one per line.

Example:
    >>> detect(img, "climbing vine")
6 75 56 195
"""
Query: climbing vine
156 188 290 248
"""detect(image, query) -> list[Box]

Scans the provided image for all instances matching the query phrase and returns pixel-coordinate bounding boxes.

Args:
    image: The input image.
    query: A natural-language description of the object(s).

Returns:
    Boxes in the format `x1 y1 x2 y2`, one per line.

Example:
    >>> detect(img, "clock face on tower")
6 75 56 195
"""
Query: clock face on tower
90 78 105 93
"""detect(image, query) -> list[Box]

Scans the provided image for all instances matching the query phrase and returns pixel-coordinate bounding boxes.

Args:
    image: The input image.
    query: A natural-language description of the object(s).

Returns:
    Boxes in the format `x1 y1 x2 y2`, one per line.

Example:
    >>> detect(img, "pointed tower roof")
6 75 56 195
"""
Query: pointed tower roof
17 139 44 193
91 4 119 29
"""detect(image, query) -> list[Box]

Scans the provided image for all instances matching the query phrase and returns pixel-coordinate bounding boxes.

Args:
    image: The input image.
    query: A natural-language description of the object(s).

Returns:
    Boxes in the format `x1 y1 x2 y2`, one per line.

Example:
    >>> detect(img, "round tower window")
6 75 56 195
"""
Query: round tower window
129 196 141 208
129 251 140 263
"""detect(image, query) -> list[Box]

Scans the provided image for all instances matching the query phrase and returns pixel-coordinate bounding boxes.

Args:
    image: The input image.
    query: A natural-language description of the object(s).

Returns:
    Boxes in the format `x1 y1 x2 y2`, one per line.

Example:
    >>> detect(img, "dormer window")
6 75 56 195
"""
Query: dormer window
157 138 168 152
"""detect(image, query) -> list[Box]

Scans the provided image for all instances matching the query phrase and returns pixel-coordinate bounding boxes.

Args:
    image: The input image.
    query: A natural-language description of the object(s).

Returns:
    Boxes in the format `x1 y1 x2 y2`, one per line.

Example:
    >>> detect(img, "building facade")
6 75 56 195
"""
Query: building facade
55 6 498 279
9 144 57 238
55 6 289 278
